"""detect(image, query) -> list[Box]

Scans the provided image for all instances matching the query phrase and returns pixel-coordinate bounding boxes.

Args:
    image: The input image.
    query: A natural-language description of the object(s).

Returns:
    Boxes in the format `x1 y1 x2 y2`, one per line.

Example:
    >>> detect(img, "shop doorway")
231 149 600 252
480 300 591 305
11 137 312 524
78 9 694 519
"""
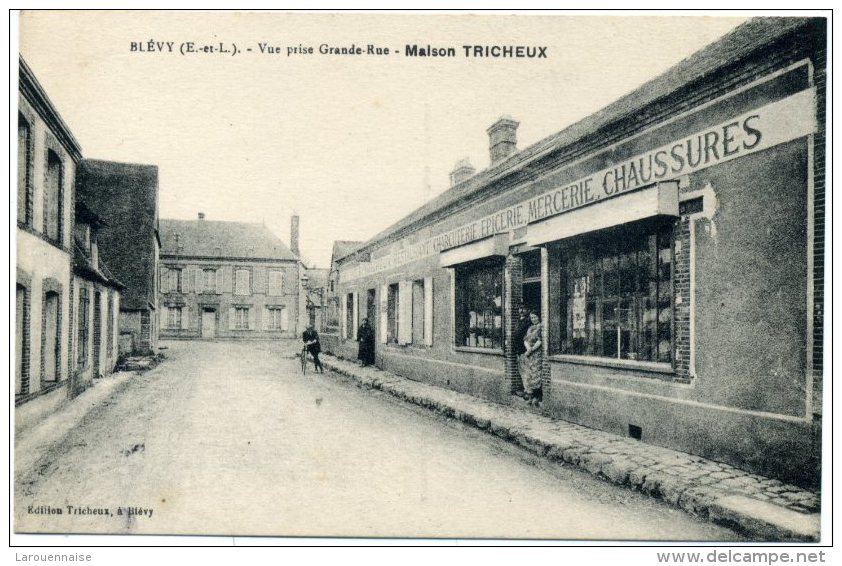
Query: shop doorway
366 289 376 326
202 309 216 339
520 250 542 315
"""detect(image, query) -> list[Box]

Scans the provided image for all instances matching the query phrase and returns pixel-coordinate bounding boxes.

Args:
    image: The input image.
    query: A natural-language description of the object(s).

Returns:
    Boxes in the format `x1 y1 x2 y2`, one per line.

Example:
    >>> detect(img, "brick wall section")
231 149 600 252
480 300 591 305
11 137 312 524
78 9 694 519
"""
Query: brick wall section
811 32 826 417
672 215 692 382
504 254 522 393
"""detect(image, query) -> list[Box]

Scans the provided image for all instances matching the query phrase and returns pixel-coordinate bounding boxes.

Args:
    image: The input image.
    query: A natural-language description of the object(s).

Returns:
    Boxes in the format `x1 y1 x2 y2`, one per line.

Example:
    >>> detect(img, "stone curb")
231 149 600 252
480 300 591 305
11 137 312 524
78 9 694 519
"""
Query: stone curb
321 355 820 542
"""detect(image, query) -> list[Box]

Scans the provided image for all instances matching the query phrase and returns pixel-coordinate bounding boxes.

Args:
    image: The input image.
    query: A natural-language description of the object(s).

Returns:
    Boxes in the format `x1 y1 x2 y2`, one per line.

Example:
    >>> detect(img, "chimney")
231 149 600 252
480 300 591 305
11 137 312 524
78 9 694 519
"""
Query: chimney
449 158 476 188
290 213 300 257
487 115 519 164
198 212 206 220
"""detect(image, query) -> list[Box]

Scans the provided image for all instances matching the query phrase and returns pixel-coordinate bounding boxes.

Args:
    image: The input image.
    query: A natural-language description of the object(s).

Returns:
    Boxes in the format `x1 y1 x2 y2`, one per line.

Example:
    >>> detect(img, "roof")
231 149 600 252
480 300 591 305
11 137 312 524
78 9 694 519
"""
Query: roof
331 240 363 264
73 240 125 290
76 159 159 310
304 268 329 288
18 57 83 162
353 17 822 254
159 218 297 261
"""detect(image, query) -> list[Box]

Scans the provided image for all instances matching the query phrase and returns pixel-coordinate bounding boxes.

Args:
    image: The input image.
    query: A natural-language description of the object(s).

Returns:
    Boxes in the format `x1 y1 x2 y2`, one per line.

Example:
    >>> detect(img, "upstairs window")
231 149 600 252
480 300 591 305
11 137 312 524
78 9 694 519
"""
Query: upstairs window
17 113 32 226
235 269 251 296
203 269 217 293
44 150 63 243
268 270 283 296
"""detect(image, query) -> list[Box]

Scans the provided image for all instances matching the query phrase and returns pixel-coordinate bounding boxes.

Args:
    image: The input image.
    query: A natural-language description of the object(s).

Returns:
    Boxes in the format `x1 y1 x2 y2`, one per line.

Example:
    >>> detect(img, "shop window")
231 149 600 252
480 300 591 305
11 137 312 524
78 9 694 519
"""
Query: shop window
556 223 672 363
167 306 183 329
387 283 399 344
44 150 63 244
18 113 32 227
455 259 504 350
235 269 251 296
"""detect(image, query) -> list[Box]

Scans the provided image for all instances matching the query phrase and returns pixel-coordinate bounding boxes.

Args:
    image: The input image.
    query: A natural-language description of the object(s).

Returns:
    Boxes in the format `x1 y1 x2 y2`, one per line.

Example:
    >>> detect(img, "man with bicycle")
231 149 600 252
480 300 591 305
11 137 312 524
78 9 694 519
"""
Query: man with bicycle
302 324 324 374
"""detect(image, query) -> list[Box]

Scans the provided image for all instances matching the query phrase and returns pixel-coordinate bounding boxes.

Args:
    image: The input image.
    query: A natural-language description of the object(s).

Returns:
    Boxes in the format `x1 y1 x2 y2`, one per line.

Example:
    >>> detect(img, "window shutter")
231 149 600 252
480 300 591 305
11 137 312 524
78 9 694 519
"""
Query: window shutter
181 306 190 330
228 307 235 330
398 280 412 345
379 284 388 344
160 267 168 293
352 291 359 340
263 307 271 331
216 269 224 294
253 266 265 295
424 276 434 346
248 307 256 330
195 269 203 294
277 272 283 295
341 293 348 339
182 269 190 293
225 267 233 293
280 307 289 332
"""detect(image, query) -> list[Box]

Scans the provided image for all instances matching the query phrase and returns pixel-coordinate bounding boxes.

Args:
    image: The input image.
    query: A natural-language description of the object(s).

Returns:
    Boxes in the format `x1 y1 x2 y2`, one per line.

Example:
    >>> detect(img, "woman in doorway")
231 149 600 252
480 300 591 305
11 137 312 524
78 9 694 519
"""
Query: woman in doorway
522 310 543 407
357 318 375 367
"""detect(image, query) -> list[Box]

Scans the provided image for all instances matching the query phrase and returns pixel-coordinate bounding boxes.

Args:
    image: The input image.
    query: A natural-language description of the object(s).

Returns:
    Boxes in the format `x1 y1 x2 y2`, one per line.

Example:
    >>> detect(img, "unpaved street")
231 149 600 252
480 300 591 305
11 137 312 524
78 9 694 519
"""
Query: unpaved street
15 340 743 540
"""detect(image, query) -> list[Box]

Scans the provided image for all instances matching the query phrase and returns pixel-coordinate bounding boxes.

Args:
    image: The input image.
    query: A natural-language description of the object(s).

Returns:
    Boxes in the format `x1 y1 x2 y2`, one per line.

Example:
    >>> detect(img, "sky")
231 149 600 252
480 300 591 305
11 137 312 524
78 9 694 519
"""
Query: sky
17 11 747 268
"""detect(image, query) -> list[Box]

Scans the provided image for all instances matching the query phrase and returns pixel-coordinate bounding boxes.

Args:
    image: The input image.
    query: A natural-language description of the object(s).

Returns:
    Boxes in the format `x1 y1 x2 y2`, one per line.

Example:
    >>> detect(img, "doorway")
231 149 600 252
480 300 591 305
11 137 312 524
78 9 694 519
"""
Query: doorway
43 292 59 382
202 309 216 339
520 250 542 315
366 289 376 326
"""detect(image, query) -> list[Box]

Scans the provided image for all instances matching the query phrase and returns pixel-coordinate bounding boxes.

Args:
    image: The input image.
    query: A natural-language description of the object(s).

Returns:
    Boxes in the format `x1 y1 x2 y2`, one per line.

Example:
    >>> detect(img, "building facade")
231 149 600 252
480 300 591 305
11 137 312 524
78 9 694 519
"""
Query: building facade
158 214 302 340
321 241 362 353
70 202 123 394
76 159 161 356
333 18 825 487
16 58 81 404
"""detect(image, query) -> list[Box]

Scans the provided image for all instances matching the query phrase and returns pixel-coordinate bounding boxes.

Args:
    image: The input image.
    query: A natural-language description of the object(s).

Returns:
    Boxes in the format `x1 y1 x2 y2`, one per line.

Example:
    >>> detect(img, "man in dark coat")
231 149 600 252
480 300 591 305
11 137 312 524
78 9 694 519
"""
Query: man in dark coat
513 305 531 397
357 318 375 367
302 325 324 373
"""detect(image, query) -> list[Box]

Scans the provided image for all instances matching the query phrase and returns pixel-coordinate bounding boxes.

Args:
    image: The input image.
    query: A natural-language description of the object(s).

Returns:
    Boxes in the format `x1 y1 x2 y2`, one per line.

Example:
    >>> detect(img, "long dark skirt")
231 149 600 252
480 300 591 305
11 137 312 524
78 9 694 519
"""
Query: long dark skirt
358 339 375 366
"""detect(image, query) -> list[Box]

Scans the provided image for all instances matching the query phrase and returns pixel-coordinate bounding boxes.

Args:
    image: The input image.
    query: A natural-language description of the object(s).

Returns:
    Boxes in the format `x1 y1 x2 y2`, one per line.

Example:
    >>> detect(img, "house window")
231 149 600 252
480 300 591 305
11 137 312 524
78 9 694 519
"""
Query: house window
17 113 32 226
77 287 89 368
268 270 283 296
167 268 182 293
267 307 286 330
555 223 673 362
203 269 216 293
235 269 251 296
235 307 249 329
387 283 399 344
411 280 425 345
44 150 63 243
455 259 504 350
167 306 183 329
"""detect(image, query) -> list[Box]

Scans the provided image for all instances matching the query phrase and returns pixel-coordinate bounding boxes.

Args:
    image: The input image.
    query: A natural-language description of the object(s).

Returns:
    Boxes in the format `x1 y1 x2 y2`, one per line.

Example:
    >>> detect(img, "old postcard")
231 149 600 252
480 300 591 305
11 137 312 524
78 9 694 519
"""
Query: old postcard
13 10 828 543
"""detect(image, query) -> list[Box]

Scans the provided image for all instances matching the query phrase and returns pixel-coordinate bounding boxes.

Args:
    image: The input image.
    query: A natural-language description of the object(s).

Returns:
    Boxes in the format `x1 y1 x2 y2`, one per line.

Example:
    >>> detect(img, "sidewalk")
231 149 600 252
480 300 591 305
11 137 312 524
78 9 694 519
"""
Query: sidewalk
321 354 821 542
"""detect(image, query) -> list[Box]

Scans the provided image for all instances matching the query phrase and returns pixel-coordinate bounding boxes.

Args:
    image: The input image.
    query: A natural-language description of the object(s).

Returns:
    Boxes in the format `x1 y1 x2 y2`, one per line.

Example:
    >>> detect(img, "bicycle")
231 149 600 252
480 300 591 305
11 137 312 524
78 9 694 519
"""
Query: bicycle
300 345 308 375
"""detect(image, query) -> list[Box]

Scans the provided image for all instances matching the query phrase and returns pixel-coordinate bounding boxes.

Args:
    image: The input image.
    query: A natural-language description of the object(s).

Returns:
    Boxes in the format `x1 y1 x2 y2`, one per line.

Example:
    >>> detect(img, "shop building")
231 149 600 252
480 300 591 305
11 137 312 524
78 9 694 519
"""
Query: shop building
322 240 363 353
158 214 301 340
333 18 825 486
76 159 161 356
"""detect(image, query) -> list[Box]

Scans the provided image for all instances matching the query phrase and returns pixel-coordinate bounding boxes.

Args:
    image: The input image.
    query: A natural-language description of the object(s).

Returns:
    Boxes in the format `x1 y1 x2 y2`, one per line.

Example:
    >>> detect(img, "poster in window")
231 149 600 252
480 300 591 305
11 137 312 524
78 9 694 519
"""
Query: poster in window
572 275 588 336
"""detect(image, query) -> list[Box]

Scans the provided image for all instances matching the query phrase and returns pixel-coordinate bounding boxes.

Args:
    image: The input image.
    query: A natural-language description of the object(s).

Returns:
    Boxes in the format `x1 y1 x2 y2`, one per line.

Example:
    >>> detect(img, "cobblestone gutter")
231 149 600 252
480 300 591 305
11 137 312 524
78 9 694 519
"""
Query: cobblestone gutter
321 354 821 542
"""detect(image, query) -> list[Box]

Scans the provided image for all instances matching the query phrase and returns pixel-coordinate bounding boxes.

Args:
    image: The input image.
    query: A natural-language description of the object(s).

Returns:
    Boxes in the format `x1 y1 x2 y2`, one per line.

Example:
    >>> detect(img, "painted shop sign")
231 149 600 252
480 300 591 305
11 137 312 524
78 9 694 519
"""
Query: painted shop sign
343 88 816 282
